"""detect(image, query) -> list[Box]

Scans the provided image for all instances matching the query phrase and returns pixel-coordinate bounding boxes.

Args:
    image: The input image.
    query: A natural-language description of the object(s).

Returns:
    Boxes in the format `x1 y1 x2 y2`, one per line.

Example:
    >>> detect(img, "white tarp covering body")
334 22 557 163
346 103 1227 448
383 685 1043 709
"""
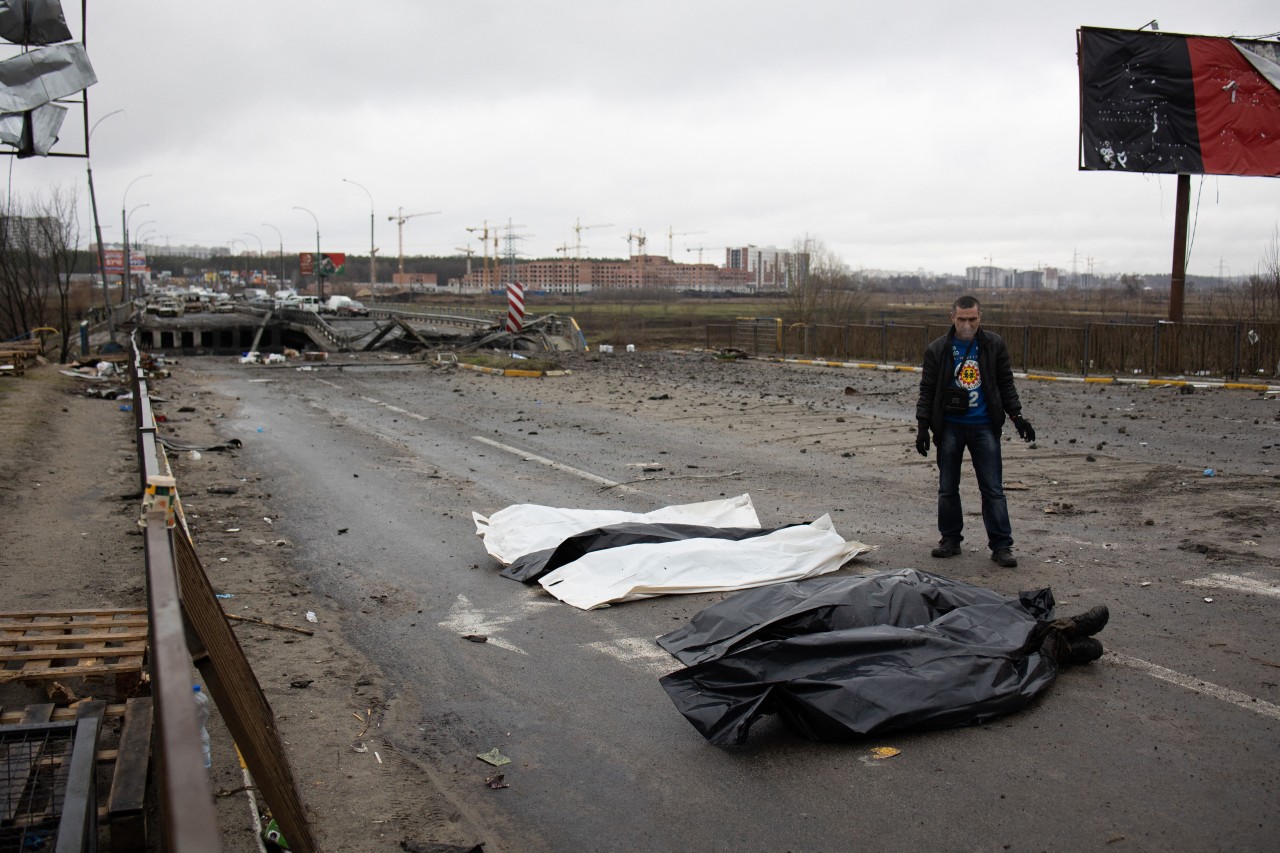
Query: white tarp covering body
474 494 870 610
539 514 869 609
472 493 760 566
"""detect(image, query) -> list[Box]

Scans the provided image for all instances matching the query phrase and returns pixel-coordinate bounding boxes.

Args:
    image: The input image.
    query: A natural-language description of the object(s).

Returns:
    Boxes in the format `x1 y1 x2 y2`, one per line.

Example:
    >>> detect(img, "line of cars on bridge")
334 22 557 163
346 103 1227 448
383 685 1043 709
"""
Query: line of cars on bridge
143 287 369 318
257 290 370 317
143 286 236 317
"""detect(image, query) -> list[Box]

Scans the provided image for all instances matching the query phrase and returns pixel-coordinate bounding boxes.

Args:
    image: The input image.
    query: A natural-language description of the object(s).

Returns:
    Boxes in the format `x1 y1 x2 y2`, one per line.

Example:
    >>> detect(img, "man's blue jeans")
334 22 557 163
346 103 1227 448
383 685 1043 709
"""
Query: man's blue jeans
936 422 1013 552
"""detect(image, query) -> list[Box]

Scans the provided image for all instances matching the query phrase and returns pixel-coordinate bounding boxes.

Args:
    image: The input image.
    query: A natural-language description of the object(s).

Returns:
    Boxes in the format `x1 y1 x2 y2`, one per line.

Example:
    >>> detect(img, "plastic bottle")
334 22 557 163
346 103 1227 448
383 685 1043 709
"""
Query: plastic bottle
193 684 212 769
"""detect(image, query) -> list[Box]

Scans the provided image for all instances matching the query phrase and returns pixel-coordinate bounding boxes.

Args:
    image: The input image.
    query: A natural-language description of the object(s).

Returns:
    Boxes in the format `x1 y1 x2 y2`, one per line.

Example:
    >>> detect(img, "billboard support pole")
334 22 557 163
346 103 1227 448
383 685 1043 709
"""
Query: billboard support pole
1169 173 1190 323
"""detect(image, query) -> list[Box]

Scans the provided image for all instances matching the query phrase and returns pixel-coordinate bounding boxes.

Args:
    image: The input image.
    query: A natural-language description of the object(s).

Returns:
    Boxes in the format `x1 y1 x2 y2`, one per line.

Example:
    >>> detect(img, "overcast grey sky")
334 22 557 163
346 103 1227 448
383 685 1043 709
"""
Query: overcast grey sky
5 1 1279 278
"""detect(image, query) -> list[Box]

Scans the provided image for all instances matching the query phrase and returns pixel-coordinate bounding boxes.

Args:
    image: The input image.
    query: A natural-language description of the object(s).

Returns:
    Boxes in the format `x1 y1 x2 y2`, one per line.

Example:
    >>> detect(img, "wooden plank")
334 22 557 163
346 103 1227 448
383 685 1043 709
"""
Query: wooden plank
0 628 149 645
0 608 147 620
0 703 128 725
0 660 145 685
107 697 153 852
173 524 315 852
2 645 146 661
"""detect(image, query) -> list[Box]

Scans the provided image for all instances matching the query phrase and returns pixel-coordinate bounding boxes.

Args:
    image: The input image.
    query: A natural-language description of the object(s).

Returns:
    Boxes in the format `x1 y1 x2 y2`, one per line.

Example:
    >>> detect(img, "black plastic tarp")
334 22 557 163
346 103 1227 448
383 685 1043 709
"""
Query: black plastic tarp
658 568 1062 745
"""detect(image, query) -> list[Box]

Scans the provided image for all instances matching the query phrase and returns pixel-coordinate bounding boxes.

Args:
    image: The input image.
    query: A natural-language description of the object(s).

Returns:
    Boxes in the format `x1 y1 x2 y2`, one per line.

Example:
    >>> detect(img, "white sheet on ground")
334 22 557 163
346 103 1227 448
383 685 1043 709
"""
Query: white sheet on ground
538 514 870 610
472 493 760 565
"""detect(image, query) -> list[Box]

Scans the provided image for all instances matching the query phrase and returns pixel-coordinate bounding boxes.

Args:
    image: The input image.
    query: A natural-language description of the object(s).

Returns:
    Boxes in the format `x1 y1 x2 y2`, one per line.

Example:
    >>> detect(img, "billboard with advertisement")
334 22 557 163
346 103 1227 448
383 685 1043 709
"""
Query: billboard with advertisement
298 252 346 276
99 248 149 274
1078 27 1280 176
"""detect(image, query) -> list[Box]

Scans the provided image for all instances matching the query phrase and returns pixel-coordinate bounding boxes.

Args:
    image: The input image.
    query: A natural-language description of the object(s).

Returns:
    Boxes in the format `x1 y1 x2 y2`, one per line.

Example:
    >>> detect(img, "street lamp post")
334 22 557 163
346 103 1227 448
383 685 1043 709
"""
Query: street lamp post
342 178 377 289
229 239 247 287
244 232 264 287
85 108 123 342
124 201 150 303
261 223 285 289
121 174 151 302
292 206 323 300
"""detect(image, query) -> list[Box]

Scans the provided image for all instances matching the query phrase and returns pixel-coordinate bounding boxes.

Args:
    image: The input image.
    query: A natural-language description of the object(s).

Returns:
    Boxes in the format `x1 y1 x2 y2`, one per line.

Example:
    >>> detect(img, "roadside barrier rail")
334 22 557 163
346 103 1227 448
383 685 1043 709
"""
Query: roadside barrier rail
128 334 316 852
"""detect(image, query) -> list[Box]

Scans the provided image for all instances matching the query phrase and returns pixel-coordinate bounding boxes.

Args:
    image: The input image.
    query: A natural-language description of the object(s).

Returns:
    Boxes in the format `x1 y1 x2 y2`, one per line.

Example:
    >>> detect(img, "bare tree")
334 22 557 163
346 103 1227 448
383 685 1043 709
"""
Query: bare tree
36 187 83 361
778 235 869 326
0 186 82 355
1220 227 1280 322
0 196 50 341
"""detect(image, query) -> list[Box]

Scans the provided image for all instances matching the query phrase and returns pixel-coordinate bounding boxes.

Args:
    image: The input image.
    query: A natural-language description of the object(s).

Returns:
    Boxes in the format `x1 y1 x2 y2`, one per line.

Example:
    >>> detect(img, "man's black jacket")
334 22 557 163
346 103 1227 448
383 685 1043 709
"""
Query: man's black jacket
915 327 1022 437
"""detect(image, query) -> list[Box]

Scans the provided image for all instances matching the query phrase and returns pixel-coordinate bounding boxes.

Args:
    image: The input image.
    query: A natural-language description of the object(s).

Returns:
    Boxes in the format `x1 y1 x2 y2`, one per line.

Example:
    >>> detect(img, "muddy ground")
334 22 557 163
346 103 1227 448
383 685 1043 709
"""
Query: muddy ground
1 349 1277 850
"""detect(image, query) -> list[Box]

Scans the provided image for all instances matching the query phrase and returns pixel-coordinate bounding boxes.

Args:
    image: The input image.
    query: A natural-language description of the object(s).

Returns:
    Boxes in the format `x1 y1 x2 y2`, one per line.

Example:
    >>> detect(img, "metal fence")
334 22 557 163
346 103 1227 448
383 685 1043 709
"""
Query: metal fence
707 318 1280 381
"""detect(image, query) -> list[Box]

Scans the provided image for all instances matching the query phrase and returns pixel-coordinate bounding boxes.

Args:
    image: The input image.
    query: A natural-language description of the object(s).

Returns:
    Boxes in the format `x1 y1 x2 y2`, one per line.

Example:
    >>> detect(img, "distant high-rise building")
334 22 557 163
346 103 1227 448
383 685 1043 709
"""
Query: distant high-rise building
725 246 808 292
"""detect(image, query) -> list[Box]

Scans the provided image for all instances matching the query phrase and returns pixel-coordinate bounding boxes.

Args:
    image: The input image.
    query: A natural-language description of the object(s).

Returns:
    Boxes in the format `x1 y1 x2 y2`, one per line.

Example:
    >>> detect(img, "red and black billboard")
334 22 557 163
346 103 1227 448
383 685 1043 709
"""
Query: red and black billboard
1078 27 1280 176
298 252 346 276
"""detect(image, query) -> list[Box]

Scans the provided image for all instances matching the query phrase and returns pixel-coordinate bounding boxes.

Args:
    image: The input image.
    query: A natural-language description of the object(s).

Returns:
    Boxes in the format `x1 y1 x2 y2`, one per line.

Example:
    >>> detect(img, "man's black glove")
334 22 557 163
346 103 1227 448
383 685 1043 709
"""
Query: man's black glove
1013 415 1035 443
915 421 930 457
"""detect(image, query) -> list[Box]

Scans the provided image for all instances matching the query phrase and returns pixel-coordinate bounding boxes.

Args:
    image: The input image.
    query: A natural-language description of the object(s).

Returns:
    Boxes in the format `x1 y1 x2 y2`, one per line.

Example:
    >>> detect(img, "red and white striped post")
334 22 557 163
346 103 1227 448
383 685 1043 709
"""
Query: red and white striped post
505 281 525 333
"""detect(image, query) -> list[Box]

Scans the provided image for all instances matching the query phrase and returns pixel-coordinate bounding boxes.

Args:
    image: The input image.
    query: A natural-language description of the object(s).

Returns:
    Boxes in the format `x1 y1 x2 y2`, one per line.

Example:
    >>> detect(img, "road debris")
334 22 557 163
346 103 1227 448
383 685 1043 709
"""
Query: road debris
477 748 511 767
223 612 315 636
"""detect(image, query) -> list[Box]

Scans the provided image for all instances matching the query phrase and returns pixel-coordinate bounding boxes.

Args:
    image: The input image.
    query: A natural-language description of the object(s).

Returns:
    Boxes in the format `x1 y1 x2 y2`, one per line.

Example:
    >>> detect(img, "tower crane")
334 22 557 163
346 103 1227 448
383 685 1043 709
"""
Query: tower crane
570 218 612 312
627 230 650 290
464 222 500 288
387 207 441 275
686 246 722 264
455 246 476 277
667 226 706 259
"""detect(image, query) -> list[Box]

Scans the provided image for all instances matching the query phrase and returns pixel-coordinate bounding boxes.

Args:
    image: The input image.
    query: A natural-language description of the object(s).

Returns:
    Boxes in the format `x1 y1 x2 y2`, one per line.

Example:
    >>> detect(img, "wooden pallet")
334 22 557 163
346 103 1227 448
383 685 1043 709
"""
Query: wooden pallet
0 351 26 376
0 610 147 687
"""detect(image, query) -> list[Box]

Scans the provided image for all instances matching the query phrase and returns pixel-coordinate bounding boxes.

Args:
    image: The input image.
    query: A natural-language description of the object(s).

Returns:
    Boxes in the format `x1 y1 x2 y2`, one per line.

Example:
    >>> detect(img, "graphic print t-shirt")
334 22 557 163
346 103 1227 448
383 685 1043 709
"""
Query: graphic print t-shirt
946 339 989 425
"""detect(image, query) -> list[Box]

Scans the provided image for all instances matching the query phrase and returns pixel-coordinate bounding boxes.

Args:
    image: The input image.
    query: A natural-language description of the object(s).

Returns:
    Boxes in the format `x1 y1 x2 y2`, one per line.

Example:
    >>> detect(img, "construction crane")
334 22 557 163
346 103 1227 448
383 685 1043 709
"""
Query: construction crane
570 218 611 313
686 246 722 264
667 226 706 259
455 246 476 277
627 230 651 289
464 222 500 288
387 207 441 275
626 229 647 257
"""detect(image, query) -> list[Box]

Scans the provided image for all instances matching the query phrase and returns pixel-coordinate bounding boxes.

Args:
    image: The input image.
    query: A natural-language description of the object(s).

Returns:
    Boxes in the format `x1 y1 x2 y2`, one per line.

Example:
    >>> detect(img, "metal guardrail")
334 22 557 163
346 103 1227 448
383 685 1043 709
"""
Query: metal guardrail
129 344 222 851
128 335 316 852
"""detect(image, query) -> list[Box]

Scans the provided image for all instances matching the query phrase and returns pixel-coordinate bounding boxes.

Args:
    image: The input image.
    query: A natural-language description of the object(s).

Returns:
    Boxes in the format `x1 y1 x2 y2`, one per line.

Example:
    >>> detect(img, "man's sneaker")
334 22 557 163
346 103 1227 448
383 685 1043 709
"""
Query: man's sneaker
1068 605 1110 638
931 539 962 558
1068 637 1104 665
990 547 1018 568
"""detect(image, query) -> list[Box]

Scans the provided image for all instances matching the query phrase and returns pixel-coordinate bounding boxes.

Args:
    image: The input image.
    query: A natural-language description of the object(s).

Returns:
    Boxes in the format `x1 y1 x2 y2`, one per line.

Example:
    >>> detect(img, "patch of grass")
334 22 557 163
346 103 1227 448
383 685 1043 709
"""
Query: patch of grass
457 353 564 372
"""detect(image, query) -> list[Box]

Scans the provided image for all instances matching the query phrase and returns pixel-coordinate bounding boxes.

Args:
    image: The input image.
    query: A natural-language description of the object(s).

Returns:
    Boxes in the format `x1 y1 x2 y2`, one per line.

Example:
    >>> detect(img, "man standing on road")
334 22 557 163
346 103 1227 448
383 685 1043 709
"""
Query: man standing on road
915 295 1035 567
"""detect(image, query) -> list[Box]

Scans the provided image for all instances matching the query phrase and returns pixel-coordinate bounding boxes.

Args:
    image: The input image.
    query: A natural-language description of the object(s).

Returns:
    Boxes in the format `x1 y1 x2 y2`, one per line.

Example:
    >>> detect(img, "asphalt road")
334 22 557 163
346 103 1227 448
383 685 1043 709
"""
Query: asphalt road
188 353 1279 852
